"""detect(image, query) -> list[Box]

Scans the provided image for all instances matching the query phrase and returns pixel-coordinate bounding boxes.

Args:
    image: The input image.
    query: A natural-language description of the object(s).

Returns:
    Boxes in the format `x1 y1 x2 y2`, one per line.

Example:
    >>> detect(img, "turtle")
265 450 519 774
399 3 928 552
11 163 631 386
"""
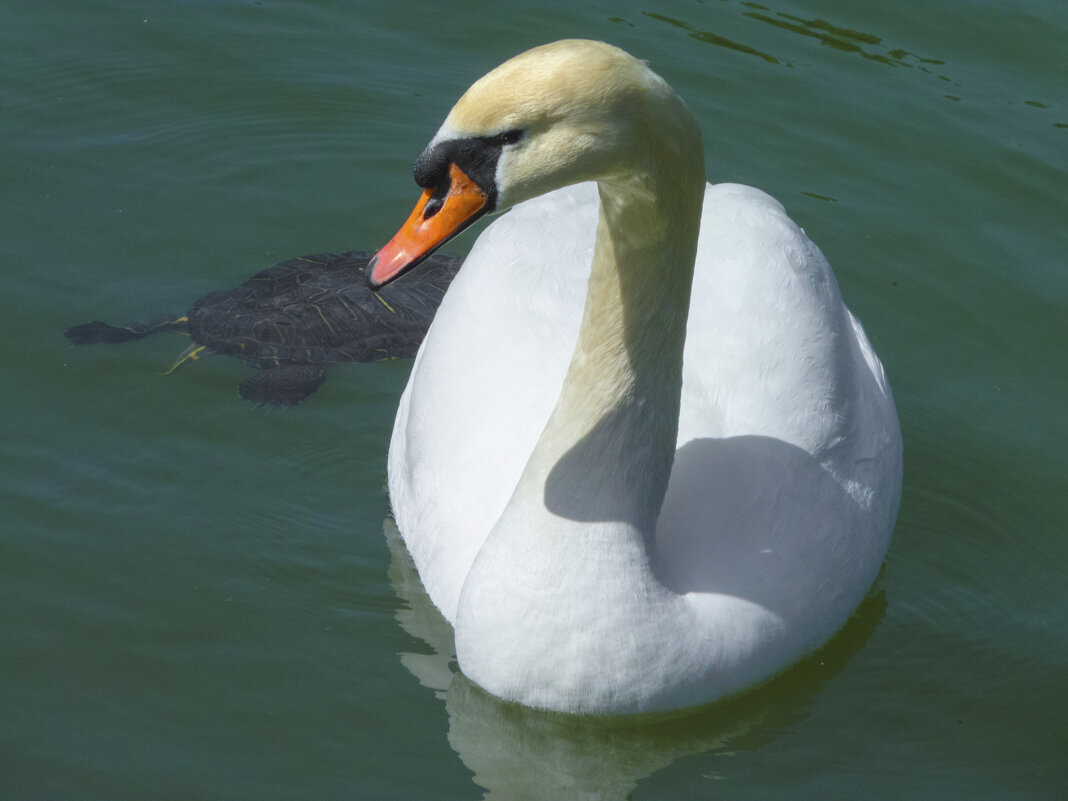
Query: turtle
65 250 461 406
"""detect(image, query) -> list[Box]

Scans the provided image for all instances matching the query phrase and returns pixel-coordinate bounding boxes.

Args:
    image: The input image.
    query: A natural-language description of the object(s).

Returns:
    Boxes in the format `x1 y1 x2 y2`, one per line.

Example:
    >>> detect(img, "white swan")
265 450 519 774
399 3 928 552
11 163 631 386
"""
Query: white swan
368 40 902 714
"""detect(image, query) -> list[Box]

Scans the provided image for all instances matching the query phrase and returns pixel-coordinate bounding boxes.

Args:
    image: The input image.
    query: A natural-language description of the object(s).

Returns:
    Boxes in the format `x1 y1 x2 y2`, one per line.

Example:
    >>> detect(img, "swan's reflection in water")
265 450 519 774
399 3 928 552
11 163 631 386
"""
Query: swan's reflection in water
385 519 885 799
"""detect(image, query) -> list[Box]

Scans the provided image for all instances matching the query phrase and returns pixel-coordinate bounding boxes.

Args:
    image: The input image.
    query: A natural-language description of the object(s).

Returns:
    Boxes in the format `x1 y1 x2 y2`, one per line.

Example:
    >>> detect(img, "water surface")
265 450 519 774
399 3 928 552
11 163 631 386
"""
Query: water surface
2 1 1066 798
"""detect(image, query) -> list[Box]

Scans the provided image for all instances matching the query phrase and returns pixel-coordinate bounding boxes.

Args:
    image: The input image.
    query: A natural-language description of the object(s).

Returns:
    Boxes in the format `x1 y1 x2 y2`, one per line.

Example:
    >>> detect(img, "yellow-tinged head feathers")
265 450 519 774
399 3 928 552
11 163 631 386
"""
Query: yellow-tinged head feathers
443 40 660 138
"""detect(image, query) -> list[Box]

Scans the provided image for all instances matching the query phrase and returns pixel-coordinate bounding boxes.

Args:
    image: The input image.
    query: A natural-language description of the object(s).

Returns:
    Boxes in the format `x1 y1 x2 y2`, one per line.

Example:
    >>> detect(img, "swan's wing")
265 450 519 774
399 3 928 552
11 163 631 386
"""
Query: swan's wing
389 184 596 620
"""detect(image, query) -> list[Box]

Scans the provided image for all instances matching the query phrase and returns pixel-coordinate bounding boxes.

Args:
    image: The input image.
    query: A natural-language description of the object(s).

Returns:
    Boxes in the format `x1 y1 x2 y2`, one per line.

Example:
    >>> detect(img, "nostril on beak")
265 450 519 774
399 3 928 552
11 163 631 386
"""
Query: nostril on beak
423 170 454 220
424 196 444 219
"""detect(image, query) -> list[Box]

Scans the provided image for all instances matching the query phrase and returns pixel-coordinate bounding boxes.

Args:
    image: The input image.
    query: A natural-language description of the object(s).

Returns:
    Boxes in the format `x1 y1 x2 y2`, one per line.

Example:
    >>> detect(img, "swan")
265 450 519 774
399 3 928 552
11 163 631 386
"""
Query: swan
367 40 902 714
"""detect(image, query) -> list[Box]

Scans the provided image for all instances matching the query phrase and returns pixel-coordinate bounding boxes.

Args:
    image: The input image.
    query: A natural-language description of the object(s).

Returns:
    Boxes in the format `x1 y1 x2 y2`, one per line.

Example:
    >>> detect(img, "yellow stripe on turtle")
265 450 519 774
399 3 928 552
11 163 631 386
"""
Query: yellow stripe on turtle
315 304 337 334
372 292 396 314
163 343 208 374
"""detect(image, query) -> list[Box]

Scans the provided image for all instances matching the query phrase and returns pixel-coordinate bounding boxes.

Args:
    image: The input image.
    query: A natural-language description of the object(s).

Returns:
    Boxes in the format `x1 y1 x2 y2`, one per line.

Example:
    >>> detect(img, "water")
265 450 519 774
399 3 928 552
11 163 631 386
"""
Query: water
3 1 1066 798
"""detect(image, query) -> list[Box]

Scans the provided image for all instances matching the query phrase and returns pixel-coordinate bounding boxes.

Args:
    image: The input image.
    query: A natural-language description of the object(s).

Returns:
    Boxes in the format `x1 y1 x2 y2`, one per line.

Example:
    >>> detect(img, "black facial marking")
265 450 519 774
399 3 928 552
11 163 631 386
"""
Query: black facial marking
412 129 524 213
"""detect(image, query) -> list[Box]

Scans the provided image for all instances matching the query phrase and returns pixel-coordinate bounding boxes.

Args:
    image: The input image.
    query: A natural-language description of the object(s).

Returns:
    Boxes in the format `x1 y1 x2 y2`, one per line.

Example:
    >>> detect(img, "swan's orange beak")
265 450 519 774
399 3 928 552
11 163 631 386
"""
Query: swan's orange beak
368 163 488 288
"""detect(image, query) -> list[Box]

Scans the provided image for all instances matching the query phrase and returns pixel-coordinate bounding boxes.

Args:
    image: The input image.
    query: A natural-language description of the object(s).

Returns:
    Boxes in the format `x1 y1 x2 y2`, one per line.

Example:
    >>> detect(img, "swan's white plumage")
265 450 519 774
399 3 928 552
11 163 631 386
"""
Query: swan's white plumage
383 41 902 714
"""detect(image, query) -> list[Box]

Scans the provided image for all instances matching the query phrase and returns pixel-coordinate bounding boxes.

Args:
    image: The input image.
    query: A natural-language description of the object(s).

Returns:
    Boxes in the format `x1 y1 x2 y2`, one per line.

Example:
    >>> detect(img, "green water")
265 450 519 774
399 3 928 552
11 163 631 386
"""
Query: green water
3 2 1066 799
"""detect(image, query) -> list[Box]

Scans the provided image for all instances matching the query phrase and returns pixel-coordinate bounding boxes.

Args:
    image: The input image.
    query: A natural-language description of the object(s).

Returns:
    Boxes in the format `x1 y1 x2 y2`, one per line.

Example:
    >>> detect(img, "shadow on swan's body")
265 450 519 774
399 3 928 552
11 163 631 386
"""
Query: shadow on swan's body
369 40 902 714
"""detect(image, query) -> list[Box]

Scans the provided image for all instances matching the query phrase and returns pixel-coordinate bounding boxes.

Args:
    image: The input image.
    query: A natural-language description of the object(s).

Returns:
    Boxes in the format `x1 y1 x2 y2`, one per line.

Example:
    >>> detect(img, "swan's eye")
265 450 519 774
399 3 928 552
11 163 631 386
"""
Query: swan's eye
496 129 524 146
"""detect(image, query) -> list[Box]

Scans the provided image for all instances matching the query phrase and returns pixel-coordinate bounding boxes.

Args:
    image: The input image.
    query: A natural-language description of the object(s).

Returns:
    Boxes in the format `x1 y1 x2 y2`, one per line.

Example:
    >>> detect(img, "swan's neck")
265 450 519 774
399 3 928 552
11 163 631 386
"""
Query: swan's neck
453 84 707 710
519 160 705 544
455 111 706 712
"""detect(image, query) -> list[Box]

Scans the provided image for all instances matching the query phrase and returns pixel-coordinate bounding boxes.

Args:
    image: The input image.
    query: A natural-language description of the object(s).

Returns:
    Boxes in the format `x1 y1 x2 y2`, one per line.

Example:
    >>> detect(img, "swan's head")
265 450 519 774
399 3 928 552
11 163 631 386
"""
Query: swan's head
368 39 698 287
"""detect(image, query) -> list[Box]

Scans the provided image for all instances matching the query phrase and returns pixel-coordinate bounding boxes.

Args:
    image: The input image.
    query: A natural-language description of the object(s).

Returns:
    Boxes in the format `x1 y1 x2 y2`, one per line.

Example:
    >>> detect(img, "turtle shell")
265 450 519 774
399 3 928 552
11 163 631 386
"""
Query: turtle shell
188 250 460 367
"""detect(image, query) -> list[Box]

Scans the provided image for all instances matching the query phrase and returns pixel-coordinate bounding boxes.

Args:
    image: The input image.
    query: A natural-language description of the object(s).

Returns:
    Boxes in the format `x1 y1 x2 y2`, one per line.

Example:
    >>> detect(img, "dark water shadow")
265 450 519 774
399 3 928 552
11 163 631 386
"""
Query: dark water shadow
643 6 945 72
